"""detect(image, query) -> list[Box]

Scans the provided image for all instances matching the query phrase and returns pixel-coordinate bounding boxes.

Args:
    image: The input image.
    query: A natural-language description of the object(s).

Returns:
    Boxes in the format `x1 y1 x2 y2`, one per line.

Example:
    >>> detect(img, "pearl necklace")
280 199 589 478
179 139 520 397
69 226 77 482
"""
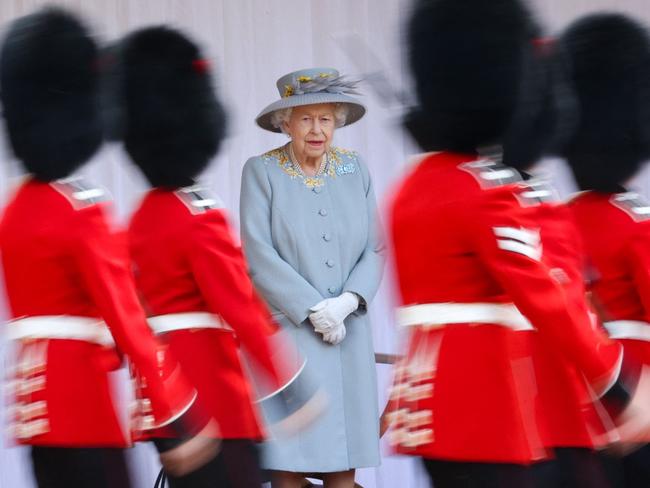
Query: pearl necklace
288 143 327 178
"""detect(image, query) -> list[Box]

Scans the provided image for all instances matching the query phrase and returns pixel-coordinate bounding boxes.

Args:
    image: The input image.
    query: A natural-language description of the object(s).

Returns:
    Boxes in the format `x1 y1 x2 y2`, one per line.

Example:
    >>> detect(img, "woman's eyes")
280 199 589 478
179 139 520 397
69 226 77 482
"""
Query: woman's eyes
300 116 332 122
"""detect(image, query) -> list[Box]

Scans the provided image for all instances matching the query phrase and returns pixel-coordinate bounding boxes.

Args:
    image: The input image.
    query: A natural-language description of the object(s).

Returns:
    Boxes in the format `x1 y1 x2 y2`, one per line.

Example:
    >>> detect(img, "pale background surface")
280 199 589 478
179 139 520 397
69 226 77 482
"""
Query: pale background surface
1 1 649 487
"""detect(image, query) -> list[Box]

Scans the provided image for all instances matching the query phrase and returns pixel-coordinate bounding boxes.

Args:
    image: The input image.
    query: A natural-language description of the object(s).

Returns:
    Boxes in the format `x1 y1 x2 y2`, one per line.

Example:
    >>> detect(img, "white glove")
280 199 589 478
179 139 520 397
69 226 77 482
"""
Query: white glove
322 322 346 345
308 292 359 333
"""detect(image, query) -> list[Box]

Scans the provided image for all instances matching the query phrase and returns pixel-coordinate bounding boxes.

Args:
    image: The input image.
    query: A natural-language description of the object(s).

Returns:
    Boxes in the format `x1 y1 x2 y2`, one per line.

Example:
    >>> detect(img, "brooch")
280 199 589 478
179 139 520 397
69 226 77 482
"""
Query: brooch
335 162 356 176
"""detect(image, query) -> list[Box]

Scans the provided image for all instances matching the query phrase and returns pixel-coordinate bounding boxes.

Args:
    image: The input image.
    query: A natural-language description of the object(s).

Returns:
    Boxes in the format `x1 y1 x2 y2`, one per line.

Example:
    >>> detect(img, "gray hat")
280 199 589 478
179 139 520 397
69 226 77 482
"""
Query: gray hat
256 67 366 132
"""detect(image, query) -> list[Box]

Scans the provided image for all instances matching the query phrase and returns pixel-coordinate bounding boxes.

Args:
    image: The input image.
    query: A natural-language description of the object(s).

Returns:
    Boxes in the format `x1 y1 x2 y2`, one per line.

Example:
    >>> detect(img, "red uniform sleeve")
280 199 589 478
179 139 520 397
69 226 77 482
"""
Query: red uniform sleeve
71 203 198 428
463 187 622 396
187 208 284 387
627 224 650 319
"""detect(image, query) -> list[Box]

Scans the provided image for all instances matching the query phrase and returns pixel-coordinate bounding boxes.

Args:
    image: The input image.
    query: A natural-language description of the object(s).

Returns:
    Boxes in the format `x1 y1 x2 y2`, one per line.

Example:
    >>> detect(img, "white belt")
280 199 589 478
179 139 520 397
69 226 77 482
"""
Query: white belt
396 302 534 331
7 316 114 346
604 320 650 342
147 312 232 334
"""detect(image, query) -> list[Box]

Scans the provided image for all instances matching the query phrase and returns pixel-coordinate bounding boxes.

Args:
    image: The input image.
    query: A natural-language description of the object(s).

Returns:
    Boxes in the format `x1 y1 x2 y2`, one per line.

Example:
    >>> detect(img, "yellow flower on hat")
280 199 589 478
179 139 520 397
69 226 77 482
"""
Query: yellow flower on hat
297 75 313 83
283 84 294 98
319 72 332 78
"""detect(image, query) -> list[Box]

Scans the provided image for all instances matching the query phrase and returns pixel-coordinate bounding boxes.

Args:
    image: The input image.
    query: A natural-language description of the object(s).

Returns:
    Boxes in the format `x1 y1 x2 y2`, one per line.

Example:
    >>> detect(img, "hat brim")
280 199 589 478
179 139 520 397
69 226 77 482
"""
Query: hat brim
255 93 366 132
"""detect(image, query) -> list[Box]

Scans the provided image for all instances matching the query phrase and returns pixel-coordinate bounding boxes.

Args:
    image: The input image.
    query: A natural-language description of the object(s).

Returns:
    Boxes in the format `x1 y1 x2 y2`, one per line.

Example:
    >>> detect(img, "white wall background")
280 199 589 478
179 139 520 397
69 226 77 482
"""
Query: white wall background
1 1 650 487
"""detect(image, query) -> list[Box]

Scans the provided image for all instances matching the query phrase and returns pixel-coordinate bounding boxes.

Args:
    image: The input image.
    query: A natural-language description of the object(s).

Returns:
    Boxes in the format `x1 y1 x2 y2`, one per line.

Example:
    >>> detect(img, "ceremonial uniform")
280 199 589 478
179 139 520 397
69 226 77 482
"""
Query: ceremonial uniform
570 190 650 487
524 180 614 488
387 152 622 464
0 178 200 448
129 186 307 487
128 186 296 441
570 190 650 360
525 179 612 452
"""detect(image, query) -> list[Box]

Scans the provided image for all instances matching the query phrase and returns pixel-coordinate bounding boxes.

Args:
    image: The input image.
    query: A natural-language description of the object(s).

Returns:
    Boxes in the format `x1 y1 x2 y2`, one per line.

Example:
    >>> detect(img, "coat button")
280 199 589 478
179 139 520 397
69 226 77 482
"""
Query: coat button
326 259 335 268
322 233 331 242
319 209 328 216
328 286 337 294
313 187 322 194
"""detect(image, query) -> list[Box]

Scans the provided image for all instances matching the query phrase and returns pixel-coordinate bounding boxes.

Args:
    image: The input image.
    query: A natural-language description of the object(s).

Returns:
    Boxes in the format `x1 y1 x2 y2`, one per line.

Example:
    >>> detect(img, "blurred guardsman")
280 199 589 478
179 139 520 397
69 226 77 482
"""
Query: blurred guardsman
0 8 217 487
385 0 650 487
112 26 322 488
498 33 622 488
562 13 650 488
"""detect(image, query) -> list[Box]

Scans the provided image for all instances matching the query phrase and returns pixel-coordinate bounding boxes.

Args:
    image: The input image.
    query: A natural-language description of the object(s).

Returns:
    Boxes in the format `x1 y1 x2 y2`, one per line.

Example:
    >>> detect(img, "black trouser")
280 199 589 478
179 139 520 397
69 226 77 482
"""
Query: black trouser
157 438 262 488
621 444 650 488
422 458 535 488
31 446 132 488
600 444 650 488
533 448 611 488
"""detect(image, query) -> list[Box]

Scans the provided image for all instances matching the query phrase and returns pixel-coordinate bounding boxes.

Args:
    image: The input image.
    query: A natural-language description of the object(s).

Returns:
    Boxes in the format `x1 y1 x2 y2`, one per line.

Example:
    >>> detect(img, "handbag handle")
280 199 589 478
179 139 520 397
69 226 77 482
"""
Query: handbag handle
154 468 167 488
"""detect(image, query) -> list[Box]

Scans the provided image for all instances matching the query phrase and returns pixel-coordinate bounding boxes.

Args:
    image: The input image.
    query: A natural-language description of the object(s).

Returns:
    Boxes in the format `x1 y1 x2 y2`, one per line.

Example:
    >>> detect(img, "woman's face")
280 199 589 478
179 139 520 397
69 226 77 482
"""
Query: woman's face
284 103 336 161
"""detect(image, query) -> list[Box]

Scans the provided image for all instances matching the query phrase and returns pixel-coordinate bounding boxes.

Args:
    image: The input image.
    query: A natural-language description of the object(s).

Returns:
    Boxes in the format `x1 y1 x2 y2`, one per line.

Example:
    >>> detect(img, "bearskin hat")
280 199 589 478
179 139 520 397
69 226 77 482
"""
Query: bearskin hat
0 7 102 181
502 39 579 171
560 13 650 192
115 26 226 188
405 0 542 154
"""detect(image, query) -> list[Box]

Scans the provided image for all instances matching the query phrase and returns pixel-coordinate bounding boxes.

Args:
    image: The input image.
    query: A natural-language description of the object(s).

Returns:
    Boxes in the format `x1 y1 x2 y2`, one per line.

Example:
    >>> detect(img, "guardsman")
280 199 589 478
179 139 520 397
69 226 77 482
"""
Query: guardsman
0 8 217 487
113 26 322 487
562 13 650 488
385 1 650 486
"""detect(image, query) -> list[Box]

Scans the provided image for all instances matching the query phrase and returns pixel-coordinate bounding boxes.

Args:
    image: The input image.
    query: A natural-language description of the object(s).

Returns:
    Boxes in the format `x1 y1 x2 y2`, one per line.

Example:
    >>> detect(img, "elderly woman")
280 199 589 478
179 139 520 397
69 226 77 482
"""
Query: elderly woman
240 68 384 488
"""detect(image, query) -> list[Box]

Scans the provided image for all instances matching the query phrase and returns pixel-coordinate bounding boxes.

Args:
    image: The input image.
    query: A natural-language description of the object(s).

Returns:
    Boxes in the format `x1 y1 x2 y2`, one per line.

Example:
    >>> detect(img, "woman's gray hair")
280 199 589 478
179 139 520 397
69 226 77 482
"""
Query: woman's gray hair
270 103 350 134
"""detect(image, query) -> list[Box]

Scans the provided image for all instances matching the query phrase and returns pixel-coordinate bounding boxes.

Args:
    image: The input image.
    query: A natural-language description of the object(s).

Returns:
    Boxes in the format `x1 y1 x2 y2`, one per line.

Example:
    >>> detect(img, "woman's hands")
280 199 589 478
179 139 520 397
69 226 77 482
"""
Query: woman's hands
309 292 359 345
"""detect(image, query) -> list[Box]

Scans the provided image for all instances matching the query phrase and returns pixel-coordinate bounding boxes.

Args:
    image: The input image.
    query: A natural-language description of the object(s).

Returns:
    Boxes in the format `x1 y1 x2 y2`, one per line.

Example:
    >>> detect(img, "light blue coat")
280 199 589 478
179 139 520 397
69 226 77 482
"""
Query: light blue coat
240 144 384 472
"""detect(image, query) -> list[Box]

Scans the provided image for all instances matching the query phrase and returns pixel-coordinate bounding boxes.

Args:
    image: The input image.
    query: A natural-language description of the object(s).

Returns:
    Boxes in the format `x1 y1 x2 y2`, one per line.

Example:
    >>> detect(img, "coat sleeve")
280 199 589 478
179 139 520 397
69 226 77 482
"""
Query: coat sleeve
239 157 323 325
462 188 623 396
187 208 285 387
72 203 201 432
342 156 386 312
627 223 650 320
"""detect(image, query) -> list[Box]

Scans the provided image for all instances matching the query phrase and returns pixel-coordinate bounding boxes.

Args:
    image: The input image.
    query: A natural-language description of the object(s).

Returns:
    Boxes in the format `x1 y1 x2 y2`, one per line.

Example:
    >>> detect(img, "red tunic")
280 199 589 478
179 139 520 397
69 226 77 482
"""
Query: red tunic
570 190 650 367
0 178 198 447
128 187 285 439
387 152 621 463
527 184 611 449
